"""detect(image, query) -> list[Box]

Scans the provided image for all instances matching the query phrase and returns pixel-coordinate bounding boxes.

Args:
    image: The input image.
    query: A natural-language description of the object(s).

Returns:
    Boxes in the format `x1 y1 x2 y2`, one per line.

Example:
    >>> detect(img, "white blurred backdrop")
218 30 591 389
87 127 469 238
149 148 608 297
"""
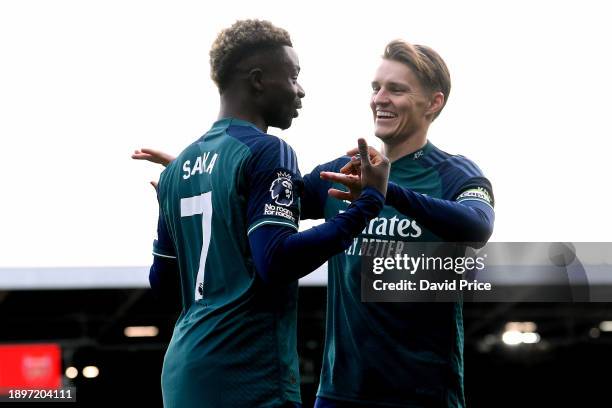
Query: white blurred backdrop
1 0 611 275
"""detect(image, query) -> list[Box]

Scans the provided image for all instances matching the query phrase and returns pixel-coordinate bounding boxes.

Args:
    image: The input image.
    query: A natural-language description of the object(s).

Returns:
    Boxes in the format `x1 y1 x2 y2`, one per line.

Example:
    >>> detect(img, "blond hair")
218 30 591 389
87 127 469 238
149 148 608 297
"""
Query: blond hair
383 40 451 120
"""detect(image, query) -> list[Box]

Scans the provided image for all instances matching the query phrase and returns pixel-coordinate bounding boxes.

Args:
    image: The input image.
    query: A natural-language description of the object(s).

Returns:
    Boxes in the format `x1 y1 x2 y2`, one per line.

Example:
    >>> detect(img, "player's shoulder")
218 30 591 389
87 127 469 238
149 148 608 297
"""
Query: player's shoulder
225 121 266 146
224 127 299 176
425 143 494 203
226 124 292 159
427 143 486 179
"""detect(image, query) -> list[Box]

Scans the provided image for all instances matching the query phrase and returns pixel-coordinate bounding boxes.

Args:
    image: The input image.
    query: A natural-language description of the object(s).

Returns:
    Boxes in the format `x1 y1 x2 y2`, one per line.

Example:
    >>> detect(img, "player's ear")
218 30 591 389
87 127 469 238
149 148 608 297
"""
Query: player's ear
426 91 445 118
248 68 265 93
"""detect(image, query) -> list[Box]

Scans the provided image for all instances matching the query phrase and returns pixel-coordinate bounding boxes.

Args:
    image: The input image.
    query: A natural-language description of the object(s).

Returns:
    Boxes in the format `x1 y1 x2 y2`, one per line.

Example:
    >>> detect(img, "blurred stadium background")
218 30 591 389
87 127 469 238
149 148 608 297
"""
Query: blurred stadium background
1 268 611 407
2 1 612 406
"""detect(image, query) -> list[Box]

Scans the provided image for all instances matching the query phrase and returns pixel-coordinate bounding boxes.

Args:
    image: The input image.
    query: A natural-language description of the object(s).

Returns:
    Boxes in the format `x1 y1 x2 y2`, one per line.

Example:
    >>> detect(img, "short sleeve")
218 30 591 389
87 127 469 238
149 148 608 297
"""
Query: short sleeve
245 137 303 235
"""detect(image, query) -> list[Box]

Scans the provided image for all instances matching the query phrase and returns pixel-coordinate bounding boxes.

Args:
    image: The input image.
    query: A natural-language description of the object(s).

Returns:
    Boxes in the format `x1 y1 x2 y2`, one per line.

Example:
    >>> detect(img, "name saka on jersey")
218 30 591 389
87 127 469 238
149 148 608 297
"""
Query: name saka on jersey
182 151 219 179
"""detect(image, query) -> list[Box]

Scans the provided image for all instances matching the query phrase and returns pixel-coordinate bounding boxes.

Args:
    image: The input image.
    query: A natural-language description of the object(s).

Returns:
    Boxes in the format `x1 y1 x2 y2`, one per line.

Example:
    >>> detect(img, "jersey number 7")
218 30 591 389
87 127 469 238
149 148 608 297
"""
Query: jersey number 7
180 192 213 302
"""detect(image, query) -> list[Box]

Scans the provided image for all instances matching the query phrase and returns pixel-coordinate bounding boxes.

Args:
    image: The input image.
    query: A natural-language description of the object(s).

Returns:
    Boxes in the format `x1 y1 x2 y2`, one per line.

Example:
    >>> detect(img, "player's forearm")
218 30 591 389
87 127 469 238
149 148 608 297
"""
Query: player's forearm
386 182 494 245
250 188 384 284
300 157 351 220
300 171 329 221
149 212 182 302
149 256 181 304
299 187 323 220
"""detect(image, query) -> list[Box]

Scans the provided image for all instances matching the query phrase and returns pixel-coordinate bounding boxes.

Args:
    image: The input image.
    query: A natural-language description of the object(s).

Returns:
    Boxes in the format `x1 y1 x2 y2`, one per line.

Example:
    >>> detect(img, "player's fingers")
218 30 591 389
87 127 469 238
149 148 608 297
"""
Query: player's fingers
358 138 371 167
150 180 158 191
366 146 385 165
339 162 352 174
320 171 352 184
325 172 361 187
347 146 376 157
346 147 359 156
351 157 361 172
347 146 380 162
328 188 353 201
340 160 360 175
140 148 159 155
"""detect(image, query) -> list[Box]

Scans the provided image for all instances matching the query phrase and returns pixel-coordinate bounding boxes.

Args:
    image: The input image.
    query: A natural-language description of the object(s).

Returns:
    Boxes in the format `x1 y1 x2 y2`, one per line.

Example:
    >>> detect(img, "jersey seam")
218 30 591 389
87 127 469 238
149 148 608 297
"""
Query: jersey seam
247 219 298 235
152 251 177 259
456 197 494 209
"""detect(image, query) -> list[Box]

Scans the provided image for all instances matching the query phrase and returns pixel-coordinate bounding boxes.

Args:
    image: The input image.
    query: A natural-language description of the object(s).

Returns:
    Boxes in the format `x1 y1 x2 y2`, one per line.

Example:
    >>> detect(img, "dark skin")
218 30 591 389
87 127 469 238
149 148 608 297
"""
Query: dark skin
133 44 390 196
218 45 304 133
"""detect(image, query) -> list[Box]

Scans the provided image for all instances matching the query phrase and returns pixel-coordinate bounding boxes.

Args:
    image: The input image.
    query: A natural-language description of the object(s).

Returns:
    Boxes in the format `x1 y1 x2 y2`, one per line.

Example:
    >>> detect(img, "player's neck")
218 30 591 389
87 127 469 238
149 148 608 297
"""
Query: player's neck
218 96 268 133
382 132 428 163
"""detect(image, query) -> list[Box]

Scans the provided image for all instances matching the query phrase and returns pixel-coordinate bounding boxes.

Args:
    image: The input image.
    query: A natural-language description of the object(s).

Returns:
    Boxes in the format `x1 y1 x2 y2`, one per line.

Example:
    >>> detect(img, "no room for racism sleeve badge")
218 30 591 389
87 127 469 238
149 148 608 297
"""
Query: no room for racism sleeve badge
269 171 294 207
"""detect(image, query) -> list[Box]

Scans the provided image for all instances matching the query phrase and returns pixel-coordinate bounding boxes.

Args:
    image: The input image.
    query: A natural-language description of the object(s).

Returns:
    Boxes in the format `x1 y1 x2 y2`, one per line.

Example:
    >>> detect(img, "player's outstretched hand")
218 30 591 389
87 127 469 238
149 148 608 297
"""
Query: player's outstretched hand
319 171 362 201
131 148 175 167
321 139 389 200
338 143 386 176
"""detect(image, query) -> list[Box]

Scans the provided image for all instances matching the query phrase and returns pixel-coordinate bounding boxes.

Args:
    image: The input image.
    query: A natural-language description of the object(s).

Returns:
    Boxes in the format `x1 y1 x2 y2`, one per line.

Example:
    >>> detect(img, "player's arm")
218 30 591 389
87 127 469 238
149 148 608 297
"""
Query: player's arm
384 180 495 245
131 163 180 301
249 188 383 284
321 148 494 246
149 210 181 304
132 148 175 166
300 157 350 220
248 139 389 285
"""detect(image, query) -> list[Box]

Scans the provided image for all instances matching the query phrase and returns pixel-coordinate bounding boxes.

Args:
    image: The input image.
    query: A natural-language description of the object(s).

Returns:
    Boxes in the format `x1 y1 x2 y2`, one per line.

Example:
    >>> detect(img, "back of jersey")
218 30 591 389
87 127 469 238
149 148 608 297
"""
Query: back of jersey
156 118 302 408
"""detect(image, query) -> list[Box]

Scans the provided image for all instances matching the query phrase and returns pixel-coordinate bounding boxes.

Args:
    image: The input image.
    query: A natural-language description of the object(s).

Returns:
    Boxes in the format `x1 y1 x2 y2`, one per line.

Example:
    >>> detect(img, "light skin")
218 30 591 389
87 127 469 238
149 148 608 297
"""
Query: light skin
135 57 442 200
370 58 444 162
133 46 389 196
320 58 445 199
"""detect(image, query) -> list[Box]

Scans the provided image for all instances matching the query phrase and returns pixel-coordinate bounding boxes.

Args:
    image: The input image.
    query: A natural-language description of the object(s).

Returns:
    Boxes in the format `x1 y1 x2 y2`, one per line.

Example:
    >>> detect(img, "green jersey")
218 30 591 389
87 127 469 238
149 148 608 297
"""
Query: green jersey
303 141 494 407
154 118 303 408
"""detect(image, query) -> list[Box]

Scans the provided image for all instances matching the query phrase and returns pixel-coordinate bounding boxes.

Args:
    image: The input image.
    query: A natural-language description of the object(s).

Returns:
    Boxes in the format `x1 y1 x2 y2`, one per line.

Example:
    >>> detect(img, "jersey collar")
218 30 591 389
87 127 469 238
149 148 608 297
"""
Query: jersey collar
392 140 434 166
213 117 262 132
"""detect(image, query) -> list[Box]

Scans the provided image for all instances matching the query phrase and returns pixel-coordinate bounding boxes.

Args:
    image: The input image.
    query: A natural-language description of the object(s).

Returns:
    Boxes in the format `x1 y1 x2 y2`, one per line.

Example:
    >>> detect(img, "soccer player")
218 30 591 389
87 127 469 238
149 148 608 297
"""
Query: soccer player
136 40 494 407
145 20 390 408
306 40 495 408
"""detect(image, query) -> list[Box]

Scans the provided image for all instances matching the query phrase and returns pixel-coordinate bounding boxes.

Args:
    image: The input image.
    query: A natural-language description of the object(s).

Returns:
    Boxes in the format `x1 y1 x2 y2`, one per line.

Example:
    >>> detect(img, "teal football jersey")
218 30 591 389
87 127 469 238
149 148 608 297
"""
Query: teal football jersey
303 141 494 408
155 118 303 408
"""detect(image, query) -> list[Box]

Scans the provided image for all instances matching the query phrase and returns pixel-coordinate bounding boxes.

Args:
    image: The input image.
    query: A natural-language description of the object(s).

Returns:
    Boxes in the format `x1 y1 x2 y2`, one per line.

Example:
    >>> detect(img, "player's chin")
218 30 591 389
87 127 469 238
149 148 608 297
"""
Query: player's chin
275 116 294 130
373 127 393 141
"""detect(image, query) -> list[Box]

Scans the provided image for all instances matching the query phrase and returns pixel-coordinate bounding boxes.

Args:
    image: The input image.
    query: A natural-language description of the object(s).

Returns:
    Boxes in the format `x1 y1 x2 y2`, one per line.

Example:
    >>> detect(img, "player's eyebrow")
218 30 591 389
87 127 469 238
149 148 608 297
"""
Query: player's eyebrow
387 81 410 89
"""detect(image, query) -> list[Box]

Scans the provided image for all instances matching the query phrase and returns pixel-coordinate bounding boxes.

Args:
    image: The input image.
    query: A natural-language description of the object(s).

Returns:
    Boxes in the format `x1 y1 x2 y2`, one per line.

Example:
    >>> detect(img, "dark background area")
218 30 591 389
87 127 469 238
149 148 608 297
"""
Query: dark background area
1 288 610 407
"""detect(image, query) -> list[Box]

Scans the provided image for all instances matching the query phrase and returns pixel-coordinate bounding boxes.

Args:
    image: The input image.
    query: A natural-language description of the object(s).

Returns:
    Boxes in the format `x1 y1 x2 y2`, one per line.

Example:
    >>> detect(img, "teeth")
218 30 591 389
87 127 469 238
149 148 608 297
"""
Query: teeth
376 110 396 118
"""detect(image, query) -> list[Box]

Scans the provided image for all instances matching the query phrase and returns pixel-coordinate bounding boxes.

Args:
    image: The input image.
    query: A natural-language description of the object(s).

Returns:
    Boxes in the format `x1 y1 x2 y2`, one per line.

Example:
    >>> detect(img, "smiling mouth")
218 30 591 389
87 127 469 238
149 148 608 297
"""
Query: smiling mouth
376 110 397 120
